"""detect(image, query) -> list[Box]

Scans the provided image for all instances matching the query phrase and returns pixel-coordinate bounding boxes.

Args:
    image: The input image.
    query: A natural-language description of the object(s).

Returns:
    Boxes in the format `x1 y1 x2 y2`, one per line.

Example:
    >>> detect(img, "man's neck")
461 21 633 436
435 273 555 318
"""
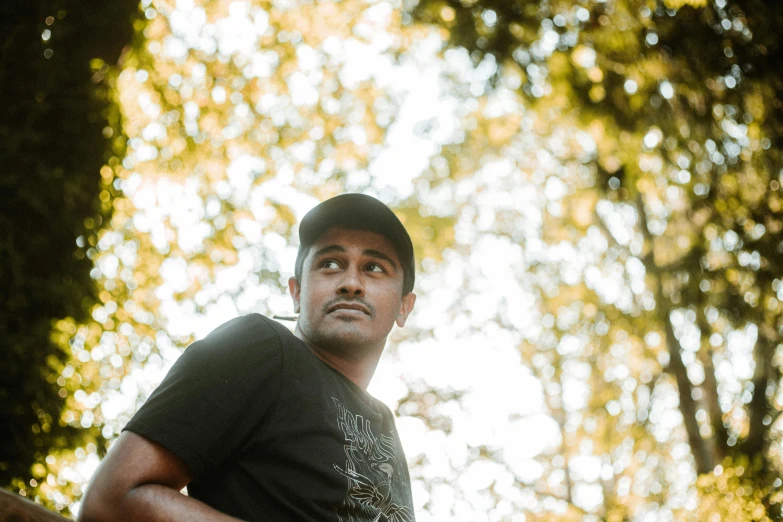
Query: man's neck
293 325 381 390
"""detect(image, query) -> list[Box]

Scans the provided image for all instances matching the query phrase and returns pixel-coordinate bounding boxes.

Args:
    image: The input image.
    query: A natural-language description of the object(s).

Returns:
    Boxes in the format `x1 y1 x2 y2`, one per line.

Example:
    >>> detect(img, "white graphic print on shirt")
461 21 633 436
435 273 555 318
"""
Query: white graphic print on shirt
332 398 414 522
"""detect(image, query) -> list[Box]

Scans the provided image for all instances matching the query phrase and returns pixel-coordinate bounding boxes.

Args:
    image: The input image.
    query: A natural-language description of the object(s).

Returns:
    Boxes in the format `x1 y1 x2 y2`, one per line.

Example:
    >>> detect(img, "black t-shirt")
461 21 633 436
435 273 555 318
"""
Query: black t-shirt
123 314 415 522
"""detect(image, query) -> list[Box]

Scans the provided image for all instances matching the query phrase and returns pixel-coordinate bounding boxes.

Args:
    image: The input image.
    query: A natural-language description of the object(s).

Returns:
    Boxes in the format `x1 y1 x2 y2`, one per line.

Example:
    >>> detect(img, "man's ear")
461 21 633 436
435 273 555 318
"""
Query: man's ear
395 292 416 328
288 276 301 313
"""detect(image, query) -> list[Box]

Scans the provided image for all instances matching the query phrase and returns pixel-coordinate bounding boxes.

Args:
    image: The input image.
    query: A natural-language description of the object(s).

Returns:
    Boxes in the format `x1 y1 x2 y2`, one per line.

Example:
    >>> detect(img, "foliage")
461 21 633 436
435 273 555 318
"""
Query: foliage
407 0 783 518
696 455 780 521
0 0 137 510
7 0 783 519
7 0 454 517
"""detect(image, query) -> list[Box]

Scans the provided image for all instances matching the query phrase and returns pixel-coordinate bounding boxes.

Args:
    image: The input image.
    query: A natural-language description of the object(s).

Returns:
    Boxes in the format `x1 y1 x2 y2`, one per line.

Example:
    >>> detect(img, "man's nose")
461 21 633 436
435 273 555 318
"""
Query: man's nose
338 266 364 296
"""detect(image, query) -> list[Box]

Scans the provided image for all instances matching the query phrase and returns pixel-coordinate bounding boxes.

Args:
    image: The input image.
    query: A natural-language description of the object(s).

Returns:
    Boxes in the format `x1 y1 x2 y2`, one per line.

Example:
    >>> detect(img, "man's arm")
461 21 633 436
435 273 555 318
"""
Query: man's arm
78 431 243 522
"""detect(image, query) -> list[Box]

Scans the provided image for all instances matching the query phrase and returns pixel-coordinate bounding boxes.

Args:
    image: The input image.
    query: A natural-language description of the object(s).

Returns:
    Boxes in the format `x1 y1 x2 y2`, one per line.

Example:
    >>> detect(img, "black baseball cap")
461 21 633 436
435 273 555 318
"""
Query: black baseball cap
294 193 415 294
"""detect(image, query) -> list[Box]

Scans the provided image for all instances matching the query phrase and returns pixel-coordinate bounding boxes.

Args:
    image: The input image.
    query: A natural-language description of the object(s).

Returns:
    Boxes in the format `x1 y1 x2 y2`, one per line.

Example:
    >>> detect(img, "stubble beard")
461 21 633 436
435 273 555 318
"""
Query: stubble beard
301 309 382 360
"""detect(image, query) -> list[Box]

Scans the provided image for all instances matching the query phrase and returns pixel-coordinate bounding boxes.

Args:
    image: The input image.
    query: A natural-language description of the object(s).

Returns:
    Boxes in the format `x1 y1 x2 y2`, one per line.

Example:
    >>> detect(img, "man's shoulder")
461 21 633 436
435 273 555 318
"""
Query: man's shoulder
200 313 296 346
177 314 298 369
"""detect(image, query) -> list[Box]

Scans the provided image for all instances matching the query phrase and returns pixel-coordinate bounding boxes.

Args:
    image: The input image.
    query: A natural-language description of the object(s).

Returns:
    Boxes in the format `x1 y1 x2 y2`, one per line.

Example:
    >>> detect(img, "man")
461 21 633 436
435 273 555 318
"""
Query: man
79 193 417 522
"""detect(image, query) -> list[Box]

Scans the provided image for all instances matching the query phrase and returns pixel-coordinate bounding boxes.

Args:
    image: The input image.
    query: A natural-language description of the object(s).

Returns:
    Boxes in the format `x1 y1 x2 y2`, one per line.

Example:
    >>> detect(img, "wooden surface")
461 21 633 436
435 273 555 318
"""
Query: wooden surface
0 488 70 521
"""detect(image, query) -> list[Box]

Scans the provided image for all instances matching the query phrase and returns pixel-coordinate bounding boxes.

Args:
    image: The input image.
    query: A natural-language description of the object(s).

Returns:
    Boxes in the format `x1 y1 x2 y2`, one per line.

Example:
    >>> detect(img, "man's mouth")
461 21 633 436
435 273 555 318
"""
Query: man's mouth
327 302 371 315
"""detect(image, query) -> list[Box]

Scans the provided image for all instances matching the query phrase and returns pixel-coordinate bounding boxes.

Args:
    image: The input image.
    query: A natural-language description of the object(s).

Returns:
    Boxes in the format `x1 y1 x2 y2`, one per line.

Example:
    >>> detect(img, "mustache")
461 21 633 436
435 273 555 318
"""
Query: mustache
322 297 375 317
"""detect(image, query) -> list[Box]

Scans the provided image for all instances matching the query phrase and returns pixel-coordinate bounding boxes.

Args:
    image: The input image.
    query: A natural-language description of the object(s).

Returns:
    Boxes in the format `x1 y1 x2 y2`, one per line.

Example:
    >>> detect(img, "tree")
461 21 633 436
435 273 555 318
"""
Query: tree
409 0 783 518
0 0 137 510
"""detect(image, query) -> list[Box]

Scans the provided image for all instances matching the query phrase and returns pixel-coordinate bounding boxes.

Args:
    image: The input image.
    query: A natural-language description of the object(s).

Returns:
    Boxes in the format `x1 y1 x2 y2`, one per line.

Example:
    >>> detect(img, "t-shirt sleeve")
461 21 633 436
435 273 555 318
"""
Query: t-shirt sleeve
122 314 283 478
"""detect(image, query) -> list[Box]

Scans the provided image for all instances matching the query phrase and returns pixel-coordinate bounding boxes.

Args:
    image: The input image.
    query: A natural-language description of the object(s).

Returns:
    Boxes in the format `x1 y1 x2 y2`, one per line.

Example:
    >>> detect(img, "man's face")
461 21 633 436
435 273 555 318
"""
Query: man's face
288 226 416 358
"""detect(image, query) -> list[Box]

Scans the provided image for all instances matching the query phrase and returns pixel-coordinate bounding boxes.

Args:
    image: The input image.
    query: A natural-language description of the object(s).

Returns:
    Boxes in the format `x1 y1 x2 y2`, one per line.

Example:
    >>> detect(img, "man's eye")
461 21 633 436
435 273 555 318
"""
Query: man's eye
366 263 384 273
321 260 340 269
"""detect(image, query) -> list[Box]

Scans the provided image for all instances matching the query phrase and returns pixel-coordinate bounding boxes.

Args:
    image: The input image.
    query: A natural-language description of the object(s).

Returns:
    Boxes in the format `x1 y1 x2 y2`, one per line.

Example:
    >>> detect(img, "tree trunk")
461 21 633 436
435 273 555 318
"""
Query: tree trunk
743 323 776 457
696 307 727 463
636 195 713 474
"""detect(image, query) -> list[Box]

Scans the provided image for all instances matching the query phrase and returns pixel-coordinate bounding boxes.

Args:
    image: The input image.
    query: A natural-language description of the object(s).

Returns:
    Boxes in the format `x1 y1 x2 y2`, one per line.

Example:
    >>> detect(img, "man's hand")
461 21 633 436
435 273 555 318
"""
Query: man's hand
79 431 243 522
